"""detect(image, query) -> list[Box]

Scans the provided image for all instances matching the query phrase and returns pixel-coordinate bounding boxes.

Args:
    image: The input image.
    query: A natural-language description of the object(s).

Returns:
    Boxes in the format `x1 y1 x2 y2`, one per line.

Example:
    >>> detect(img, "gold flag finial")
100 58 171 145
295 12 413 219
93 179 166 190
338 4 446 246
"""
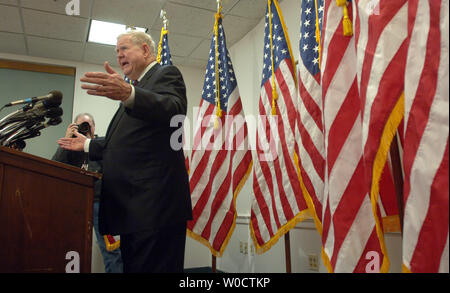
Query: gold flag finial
160 9 169 29
157 10 169 64
216 0 222 12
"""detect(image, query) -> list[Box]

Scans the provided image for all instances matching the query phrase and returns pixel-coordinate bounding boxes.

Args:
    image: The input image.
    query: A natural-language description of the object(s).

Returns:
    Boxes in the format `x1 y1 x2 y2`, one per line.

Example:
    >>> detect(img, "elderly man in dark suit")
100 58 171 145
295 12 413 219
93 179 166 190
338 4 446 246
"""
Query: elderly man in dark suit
58 31 192 273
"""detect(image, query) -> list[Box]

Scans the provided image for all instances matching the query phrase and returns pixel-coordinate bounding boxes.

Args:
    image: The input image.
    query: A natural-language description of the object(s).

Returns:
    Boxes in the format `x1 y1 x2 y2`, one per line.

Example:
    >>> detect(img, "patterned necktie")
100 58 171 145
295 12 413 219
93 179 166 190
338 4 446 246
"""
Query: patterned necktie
124 77 138 86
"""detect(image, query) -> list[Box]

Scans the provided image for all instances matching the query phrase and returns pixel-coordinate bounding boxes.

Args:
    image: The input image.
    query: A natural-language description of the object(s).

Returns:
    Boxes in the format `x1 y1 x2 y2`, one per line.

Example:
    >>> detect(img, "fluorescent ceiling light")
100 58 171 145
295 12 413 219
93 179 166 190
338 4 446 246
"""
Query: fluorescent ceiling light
88 20 147 46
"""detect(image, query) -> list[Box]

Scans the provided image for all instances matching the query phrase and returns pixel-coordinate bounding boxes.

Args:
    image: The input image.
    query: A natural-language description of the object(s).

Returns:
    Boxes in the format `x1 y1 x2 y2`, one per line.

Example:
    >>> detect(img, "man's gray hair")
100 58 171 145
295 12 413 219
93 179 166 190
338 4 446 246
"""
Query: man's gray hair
117 30 156 56
74 113 95 126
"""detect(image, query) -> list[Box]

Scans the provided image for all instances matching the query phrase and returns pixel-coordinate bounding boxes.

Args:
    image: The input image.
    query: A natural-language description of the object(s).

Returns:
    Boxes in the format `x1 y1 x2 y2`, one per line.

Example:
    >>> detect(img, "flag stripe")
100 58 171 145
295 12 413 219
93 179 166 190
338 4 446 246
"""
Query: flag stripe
320 0 386 273
297 0 326 240
298 113 325 181
354 0 410 273
298 76 323 132
410 141 449 272
200 150 232 239
403 0 449 272
190 105 216 191
360 2 408 152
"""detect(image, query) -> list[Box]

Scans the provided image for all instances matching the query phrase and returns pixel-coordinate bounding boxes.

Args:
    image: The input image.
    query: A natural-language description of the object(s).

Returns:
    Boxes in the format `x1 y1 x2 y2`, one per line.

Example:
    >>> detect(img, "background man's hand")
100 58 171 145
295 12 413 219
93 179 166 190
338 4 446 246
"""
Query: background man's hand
80 62 132 101
65 123 78 138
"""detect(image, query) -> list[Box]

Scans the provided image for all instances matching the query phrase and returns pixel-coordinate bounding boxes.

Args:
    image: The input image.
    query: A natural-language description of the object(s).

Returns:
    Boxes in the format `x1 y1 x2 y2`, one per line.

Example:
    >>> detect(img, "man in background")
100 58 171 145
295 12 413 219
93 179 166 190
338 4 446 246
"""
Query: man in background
57 31 192 273
52 113 123 273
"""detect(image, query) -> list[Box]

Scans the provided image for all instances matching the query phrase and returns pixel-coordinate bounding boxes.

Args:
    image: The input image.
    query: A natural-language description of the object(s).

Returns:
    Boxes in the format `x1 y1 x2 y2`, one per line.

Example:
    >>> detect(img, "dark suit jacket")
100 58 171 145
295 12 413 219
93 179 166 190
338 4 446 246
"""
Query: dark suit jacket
89 63 192 236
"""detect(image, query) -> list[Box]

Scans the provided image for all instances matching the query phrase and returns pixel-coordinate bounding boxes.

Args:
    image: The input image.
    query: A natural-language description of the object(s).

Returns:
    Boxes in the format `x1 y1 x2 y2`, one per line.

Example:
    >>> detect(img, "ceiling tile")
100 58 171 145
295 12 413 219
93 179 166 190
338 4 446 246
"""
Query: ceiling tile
0 5 23 33
91 0 162 29
153 2 215 38
172 56 207 69
150 29 204 58
148 29 162 44
0 0 17 5
188 38 212 60
227 0 268 19
221 14 259 45
0 0 272 70
22 9 89 42
27 36 84 61
83 42 118 67
166 0 239 13
0 32 26 55
20 0 92 18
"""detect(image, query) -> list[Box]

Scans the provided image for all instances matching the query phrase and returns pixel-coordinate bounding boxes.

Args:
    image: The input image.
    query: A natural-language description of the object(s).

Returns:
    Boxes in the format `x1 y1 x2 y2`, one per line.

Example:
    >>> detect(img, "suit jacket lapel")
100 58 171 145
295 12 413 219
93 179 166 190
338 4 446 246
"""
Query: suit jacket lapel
137 63 161 88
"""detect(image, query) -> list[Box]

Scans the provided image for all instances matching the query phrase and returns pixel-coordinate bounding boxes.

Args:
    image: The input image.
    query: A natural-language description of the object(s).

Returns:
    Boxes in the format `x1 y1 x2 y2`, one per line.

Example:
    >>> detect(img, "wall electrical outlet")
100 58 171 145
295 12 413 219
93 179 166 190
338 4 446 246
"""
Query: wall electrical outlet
308 253 319 271
239 241 255 255
249 244 255 256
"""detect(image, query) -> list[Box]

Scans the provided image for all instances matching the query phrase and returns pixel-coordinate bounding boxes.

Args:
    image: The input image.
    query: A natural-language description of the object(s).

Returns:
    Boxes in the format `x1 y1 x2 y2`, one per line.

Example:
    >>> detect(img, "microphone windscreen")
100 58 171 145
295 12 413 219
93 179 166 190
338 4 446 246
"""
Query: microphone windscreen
44 91 63 108
46 107 63 118
48 117 62 126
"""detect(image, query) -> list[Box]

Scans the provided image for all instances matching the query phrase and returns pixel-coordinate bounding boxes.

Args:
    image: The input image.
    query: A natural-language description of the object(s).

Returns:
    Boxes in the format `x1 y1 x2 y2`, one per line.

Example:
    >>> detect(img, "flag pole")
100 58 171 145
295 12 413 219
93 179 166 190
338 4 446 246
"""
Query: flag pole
212 254 217 273
284 231 292 273
210 0 221 273
389 132 404 234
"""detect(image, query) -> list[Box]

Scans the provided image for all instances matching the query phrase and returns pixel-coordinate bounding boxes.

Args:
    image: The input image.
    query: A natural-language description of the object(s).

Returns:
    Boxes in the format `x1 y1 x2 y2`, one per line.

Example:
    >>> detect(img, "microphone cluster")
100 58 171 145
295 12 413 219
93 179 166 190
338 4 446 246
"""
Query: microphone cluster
0 90 63 150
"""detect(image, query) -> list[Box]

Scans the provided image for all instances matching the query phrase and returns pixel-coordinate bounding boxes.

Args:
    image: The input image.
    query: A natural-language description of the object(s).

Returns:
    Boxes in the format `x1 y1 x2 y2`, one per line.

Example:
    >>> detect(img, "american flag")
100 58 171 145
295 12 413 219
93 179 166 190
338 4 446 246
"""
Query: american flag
320 0 386 272
104 235 120 251
354 0 410 272
297 0 325 236
402 0 448 273
251 0 309 253
187 13 252 256
157 27 172 65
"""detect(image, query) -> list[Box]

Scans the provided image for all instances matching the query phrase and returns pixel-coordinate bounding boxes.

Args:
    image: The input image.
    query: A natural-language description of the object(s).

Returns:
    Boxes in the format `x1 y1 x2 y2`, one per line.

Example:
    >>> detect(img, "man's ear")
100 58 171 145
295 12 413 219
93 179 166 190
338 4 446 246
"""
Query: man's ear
142 43 151 58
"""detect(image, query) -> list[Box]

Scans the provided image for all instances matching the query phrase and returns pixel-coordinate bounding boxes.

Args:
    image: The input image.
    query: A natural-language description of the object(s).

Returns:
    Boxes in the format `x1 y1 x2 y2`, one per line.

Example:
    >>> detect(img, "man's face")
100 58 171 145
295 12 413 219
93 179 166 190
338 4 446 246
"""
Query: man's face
116 36 149 81
75 115 95 139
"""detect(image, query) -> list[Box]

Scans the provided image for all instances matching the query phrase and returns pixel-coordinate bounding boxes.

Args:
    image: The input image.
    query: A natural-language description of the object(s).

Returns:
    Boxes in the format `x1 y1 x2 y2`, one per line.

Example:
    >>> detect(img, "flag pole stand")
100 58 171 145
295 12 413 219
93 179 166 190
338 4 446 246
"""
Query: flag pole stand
389 132 404 234
284 232 292 273
212 255 217 273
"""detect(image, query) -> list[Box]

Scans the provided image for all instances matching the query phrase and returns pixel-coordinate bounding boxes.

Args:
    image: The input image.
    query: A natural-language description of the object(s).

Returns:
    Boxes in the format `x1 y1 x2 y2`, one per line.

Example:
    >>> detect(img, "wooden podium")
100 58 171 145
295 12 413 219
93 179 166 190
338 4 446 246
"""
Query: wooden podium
0 146 99 273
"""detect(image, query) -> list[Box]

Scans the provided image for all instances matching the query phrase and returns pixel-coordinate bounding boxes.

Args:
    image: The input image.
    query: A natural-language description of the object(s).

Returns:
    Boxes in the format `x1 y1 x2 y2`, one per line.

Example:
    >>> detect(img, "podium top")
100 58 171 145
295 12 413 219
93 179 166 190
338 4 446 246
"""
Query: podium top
0 146 101 187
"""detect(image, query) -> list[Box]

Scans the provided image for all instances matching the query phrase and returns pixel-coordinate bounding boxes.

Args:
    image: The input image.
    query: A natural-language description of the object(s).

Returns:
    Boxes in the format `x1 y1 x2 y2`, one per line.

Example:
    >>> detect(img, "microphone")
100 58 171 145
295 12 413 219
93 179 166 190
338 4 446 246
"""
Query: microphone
0 91 63 129
0 120 35 139
0 107 62 142
3 106 63 124
4 90 63 107
3 117 63 147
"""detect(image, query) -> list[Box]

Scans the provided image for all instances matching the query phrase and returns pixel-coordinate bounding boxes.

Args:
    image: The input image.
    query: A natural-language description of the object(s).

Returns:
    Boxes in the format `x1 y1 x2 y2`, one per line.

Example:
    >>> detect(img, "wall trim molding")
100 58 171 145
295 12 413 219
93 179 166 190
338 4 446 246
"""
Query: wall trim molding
0 59 76 76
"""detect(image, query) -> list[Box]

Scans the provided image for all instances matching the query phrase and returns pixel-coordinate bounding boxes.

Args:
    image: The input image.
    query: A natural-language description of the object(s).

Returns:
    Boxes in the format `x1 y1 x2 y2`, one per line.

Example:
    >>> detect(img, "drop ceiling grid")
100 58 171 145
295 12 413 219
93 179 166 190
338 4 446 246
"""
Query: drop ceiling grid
0 0 272 69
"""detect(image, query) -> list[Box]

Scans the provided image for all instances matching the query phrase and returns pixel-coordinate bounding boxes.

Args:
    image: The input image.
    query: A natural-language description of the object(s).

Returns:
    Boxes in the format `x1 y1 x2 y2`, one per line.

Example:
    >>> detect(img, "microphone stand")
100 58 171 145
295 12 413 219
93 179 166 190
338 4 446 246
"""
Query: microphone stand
0 102 35 129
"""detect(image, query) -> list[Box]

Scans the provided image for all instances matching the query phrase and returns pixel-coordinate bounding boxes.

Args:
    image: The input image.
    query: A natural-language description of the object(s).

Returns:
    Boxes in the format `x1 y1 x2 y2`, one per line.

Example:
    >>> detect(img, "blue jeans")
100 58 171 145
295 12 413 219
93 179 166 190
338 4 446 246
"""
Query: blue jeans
93 201 123 273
